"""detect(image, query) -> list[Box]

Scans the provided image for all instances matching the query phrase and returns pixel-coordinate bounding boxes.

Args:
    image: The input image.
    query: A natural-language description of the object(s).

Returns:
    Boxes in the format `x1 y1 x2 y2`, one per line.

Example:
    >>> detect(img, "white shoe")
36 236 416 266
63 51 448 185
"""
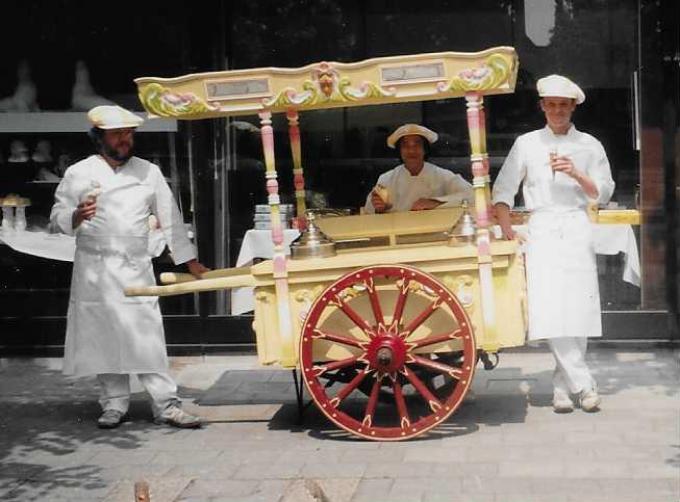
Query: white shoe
552 391 574 413
154 407 203 428
97 409 128 429
579 388 601 412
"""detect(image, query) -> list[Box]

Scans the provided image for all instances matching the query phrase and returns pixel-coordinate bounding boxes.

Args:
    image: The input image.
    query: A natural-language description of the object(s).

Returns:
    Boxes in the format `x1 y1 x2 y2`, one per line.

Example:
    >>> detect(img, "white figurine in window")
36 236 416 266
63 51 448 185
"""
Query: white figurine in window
34 140 61 181
0 60 39 112
70 60 116 111
8 139 30 163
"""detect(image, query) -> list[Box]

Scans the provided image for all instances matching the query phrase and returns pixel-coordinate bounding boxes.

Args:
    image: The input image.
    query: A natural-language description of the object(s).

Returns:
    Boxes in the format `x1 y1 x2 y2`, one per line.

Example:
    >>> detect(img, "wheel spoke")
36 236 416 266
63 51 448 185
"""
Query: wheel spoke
362 378 381 428
408 329 463 349
401 297 444 337
392 278 410 327
313 329 362 348
330 369 368 407
336 296 373 335
409 354 463 379
366 278 385 326
403 367 443 413
312 355 360 376
392 378 411 429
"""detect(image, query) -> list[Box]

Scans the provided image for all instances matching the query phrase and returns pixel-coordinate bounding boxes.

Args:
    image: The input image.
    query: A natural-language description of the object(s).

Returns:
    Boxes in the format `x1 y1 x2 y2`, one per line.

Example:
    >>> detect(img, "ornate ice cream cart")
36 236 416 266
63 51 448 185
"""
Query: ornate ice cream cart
126 47 529 440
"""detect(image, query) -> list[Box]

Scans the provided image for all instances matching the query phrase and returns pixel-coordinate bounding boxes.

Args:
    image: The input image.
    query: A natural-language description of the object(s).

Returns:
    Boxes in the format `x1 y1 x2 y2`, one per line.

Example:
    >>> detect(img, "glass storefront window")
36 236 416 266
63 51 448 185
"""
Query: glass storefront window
222 0 650 321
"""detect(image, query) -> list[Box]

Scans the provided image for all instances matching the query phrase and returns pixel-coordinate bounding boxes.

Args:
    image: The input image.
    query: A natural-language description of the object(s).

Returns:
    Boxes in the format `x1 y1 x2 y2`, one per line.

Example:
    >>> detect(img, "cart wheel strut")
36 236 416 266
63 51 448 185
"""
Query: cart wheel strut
299 264 476 440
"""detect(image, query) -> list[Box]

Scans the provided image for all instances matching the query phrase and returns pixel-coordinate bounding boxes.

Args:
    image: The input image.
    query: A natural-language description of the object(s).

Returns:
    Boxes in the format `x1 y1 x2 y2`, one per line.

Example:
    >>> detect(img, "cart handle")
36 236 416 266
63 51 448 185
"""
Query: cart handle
160 265 252 284
125 272 257 297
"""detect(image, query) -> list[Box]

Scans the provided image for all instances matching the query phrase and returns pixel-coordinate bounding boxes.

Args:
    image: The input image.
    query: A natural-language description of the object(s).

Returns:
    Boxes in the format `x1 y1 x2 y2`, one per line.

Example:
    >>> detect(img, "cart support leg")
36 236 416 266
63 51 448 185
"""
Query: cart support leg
292 369 305 423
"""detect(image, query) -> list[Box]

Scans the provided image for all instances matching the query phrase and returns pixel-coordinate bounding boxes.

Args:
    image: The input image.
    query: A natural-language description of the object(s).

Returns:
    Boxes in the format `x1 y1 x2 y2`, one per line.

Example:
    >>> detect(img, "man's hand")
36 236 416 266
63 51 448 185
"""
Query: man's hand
551 156 599 199
371 192 392 213
411 198 442 211
550 155 577 177
186 259 210 279
72 198 97 229
494 202 516 241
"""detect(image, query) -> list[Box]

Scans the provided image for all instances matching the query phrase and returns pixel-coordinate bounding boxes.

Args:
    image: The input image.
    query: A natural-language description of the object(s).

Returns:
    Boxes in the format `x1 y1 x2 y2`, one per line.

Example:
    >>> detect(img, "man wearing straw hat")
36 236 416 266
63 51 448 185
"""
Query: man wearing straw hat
364 123 473 213
50 105 209 429
492 75 615 413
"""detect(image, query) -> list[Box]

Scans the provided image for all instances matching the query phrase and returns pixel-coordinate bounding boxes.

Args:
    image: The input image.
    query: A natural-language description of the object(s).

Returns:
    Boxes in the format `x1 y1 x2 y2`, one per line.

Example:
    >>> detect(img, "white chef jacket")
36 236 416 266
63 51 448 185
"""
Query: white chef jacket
364 162 473 213
492 125 615 341
50 155 195 376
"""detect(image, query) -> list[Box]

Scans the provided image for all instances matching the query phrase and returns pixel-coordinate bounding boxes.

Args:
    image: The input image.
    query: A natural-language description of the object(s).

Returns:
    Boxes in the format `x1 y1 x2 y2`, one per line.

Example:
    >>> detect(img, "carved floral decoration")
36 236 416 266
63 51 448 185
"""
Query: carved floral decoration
139 83 219 118
438 54 514 93
265 62 393 108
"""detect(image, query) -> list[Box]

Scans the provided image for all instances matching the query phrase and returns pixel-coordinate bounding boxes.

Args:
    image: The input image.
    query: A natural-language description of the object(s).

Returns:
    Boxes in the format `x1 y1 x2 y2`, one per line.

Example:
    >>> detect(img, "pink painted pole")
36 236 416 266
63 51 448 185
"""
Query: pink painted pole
259 111 284 251
259 110 295 366
465 92 491 228
287 108 307 229
464 91 497 347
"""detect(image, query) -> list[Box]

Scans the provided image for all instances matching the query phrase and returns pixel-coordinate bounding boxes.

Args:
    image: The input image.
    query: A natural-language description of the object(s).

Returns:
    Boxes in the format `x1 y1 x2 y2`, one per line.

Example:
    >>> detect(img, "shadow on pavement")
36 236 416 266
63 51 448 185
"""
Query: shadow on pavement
0 360 203 501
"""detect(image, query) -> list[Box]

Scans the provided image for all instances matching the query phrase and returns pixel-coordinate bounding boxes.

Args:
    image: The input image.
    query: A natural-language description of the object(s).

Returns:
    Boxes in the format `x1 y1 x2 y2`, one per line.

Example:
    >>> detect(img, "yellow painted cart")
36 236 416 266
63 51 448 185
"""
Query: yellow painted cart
127 47 529 440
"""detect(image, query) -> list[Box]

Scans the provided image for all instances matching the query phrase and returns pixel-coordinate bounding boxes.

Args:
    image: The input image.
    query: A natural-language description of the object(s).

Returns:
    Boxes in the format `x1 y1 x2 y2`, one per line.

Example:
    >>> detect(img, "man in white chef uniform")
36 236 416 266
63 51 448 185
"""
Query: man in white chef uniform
492 75 615 413
364 124 473 213
50 105 209 429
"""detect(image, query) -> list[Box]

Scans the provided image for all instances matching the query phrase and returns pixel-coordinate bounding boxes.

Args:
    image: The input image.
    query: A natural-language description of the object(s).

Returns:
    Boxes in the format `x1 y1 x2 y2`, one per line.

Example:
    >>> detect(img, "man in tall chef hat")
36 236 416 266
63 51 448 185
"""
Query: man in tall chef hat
364 124 473 213
50 105 209 429
492 75 615 413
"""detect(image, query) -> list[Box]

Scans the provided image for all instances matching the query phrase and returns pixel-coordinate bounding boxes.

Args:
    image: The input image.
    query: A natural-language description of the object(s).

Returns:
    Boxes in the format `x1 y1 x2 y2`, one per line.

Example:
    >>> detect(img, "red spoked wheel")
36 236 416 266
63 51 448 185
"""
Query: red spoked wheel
299 265 476 441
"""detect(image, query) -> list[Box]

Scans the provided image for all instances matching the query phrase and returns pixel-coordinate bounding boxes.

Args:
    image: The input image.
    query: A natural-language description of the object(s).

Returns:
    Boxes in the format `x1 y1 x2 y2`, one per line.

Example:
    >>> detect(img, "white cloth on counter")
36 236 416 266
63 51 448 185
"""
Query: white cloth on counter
0 227 166 262
230 229 300 315
364 162 473 213
494 223 640 288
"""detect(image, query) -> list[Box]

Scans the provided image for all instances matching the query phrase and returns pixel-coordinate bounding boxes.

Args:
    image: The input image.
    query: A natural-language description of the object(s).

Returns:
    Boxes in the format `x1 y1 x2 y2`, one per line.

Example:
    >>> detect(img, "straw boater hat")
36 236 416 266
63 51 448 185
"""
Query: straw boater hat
386 124 438 149
536 75 585 104
87 105 144 129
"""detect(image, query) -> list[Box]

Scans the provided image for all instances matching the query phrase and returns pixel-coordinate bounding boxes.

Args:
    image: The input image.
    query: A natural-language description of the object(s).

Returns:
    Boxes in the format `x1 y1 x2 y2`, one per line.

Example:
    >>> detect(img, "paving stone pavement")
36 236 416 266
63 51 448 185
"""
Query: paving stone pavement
0 346 678 502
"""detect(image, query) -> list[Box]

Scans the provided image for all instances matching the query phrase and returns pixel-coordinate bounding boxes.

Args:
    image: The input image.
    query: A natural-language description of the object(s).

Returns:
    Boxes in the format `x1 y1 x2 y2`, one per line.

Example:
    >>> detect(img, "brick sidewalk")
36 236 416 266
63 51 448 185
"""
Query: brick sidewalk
0 347 678 501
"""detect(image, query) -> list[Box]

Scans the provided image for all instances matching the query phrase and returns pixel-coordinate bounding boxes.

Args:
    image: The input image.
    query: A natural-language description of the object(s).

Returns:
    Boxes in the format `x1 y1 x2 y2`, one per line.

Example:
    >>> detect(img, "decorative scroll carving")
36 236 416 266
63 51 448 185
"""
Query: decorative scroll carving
444 275 475 308
138 83 219 117
437 54 514 93
264 62 393 108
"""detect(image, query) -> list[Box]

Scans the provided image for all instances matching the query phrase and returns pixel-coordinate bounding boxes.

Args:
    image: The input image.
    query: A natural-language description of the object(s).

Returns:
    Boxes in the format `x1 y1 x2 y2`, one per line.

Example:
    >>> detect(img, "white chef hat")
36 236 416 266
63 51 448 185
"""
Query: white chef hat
536 74 585 104
387 124 438 149
87 105 144 129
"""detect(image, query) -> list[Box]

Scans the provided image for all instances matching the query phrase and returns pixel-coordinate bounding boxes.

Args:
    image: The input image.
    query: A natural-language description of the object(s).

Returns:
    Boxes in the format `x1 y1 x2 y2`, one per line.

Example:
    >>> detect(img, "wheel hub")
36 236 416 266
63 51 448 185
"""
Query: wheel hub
366 334 406 374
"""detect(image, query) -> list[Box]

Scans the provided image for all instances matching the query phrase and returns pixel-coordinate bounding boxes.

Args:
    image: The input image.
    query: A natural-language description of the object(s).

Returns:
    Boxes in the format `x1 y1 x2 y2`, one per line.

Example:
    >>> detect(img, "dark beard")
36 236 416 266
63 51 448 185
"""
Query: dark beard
101 142 133 163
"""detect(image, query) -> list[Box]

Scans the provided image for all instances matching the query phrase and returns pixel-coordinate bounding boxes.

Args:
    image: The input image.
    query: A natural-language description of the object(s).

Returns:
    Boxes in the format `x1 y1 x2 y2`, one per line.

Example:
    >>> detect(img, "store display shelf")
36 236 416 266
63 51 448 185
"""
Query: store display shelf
0 112 177 133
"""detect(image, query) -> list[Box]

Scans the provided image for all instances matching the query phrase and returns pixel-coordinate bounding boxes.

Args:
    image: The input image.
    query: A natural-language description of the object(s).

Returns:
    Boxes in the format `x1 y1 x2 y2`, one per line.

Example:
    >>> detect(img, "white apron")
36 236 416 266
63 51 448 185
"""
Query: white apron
51 155 195 377
525 209 602 341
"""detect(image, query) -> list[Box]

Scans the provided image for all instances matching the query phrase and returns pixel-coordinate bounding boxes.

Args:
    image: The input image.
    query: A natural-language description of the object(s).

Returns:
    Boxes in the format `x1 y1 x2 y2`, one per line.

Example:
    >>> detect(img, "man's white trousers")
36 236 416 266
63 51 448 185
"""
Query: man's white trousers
97 373 179 417
548 336 596 397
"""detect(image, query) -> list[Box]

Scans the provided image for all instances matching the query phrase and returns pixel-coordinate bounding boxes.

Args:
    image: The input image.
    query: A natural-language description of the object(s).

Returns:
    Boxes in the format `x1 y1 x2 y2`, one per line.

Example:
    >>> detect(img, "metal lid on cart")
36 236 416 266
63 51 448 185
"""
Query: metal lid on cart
290 210 336 259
